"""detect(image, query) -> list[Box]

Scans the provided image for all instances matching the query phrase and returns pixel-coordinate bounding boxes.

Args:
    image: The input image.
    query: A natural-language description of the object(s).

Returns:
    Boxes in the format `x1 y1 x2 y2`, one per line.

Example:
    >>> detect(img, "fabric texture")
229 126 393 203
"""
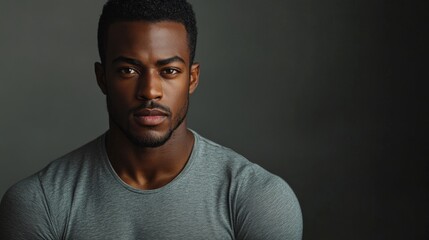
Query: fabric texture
0 131 302 239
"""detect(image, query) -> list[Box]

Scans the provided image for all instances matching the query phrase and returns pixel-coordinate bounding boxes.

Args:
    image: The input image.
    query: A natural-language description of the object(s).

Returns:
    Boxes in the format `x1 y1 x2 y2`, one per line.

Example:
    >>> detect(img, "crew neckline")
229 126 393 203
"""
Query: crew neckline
99 129 200 194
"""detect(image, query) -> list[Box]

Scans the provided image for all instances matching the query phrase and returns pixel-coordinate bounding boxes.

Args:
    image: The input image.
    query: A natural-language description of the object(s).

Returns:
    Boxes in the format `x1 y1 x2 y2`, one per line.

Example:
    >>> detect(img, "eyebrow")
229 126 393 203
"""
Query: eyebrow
111 56 186 67
156 56 185 66
112 56 143 66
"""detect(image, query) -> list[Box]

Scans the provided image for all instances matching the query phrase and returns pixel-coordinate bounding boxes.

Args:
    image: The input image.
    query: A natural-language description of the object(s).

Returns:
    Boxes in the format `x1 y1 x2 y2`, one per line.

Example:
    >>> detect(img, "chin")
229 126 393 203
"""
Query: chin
128 128 174 148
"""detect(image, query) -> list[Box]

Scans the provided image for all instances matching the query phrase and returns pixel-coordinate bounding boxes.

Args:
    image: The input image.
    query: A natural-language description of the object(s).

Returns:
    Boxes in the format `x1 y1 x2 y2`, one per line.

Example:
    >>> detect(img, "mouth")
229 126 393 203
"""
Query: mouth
133 108 169 126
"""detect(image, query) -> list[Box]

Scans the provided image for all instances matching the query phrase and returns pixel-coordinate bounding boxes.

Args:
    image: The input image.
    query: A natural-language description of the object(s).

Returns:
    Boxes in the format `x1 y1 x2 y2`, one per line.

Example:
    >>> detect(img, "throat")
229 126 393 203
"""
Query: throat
106 128 195 190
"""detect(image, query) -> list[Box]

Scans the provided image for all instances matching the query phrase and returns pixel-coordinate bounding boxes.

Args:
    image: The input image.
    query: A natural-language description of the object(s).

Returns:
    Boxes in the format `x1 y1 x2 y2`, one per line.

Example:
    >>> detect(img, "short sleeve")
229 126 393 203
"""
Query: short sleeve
0 175 57 240
233 166 303 240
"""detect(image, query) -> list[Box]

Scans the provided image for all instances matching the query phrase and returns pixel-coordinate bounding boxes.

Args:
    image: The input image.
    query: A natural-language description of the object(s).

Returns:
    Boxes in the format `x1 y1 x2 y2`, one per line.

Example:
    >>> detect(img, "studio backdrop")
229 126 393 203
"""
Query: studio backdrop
0 0 426 239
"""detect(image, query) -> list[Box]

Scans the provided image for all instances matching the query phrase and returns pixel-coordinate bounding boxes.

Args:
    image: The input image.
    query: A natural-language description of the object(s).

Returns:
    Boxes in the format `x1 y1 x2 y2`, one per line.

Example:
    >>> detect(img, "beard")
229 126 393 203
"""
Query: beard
107 95 189 148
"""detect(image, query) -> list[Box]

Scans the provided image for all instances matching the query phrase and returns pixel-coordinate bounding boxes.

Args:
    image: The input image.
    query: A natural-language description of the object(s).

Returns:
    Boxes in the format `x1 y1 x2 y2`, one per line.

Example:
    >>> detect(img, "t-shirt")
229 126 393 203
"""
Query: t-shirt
0 131 302 239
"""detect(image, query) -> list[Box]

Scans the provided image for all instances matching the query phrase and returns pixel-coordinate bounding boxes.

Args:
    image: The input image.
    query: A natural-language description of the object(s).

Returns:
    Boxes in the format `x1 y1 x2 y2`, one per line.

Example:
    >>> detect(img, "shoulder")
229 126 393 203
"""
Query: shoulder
233 164 303 239
193 131 302 239
0 135 105 239
194 132 302 239
1 174 43 205
36 135 105 216
192 131 255 177
193 131 297 193
193 131 299 198
37 135 104 184
0 174 57 239
1 134 102 205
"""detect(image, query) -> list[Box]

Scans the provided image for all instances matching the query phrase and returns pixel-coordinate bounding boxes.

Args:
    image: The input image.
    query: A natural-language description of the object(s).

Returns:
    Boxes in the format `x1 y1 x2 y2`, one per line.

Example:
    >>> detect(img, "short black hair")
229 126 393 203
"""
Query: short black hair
97 0 197 64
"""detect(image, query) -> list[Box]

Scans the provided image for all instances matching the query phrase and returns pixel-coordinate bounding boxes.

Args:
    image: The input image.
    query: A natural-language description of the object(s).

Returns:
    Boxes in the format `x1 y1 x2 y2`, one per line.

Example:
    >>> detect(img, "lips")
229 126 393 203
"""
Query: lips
134 108 169 126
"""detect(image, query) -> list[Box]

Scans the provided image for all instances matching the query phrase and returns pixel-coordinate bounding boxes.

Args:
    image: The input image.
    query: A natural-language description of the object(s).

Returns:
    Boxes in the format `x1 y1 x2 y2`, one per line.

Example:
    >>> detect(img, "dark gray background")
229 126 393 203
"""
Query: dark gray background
0 0 427 239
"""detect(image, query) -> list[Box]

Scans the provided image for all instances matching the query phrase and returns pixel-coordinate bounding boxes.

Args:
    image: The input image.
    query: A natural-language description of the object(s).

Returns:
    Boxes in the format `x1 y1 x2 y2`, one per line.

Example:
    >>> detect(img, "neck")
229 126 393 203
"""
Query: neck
105 122 194 190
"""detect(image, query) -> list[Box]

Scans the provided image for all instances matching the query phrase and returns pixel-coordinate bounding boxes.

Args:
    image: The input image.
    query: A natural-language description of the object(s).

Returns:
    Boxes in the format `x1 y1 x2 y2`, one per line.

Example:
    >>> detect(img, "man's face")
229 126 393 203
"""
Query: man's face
95 21 199 147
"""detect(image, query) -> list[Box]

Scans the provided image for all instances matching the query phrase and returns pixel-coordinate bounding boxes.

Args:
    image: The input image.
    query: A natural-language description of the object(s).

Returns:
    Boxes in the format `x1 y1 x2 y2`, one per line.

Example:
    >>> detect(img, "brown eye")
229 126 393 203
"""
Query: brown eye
119 68 137 75
161 68 180 78
164 69 177 74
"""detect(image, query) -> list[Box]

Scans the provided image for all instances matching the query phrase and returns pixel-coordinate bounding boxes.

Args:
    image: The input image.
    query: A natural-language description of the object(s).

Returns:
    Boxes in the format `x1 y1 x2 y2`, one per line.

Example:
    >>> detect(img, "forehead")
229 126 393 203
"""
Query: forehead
105 21 189 64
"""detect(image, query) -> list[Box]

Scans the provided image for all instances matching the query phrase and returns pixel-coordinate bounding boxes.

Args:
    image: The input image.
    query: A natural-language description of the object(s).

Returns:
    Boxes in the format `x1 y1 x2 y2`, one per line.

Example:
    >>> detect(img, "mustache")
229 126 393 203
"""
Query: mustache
131 101 171 115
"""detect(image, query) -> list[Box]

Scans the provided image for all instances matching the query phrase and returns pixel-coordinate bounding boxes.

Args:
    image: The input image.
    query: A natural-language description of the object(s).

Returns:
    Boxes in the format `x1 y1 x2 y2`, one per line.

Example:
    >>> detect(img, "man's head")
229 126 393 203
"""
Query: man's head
95 0 200 148
97 0 197 65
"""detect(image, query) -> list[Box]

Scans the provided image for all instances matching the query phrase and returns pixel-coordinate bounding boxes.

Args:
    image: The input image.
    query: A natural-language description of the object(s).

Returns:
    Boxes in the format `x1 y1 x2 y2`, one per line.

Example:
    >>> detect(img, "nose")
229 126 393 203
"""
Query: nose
136 69 163 101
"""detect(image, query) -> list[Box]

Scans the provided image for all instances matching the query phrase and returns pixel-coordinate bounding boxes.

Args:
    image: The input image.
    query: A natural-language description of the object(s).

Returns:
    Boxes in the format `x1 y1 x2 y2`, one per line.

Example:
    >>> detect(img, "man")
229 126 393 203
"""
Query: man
0 0 302 239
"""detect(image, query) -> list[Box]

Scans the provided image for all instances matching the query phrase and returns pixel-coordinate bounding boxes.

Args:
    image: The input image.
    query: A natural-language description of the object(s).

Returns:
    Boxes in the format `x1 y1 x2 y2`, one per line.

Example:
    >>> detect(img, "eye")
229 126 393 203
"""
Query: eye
160 68 181 78
118 67 138 77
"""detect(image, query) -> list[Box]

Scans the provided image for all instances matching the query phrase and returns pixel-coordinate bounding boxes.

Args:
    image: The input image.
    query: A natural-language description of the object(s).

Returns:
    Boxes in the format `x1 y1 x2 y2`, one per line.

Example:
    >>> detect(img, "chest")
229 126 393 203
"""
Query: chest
59 181 235 239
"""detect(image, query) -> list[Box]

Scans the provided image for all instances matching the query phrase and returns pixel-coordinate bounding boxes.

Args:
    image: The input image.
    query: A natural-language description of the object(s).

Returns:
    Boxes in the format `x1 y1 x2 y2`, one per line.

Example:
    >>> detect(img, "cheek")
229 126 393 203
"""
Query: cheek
106 81 138 117
164 81 189 105
108 81 136 103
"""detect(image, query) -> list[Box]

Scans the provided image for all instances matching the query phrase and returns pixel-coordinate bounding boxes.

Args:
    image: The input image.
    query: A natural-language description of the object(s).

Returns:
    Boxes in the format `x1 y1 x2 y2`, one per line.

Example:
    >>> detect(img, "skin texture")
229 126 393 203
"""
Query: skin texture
94 21 200 190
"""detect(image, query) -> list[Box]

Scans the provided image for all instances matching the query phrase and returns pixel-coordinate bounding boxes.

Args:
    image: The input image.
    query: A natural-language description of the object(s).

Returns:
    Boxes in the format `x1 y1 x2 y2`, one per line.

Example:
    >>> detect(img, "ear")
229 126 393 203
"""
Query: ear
189 63 200 94
94 62 107 95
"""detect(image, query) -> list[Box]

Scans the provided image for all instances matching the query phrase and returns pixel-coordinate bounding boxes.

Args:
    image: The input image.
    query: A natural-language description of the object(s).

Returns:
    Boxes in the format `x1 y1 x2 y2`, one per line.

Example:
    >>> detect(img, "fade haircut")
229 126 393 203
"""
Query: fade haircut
97 0 197 64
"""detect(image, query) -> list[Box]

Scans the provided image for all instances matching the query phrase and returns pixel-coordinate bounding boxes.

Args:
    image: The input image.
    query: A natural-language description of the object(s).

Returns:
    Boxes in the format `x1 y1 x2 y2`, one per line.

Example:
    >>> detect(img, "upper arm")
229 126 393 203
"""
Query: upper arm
234 170 303 240
0 175 57 240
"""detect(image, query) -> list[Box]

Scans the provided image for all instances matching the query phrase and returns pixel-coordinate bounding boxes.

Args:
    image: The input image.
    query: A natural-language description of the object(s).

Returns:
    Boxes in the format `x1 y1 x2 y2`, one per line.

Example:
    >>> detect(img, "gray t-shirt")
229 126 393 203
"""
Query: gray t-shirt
0 131 302 239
